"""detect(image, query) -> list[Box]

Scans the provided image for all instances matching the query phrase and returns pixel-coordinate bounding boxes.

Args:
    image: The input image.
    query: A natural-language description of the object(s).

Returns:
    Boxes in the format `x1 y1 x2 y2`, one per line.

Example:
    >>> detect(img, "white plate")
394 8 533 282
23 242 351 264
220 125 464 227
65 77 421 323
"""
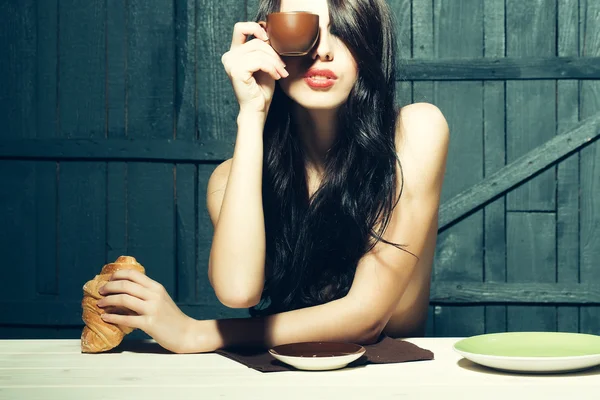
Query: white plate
268 341 366 371
453 332 600 373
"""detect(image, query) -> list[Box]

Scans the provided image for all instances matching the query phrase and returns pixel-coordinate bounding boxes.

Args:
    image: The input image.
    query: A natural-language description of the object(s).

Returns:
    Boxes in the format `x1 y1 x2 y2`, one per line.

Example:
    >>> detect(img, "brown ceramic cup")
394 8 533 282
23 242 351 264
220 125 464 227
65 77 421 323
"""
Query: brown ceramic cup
258 12 320 56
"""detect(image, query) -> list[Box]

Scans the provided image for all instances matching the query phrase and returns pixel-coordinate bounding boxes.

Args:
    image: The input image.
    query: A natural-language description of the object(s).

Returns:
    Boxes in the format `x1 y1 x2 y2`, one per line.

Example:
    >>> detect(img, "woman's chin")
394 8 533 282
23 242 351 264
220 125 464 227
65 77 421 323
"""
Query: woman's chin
289 93 348 111
280 82 350 111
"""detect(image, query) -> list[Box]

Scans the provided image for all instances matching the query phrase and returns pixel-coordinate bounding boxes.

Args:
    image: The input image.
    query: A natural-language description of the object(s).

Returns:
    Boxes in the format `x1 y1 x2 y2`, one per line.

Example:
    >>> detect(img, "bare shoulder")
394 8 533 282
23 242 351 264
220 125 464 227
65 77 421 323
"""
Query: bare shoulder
395 102 450 194
206 158 233 227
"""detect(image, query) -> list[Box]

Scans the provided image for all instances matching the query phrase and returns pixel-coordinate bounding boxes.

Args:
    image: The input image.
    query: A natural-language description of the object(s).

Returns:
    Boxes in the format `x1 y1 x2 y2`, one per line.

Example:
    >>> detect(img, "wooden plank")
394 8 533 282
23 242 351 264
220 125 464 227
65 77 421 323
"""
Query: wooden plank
35 0 59 297
175 0 196 139
58 0 106 139
0 162 36 301
106 0 127 139
126 0 176 298
57 163 107 300
395 81 413 108
506 213 556 331
483 0 507 334
411 0 433 104
0 301 251 326
127 0 175 141
580 0 600 335
6 280 600 326
438 111 600 231
430 283 600 304
0 327 84 340
127 159 176 298
106 0 128 263
57 0 107 300
106 161 128 263
0 138 234 162
0 1 37 303
506 0 556 211
1 0 36 140
432 0 484 337
196 0 246 142
391 0 413 108
556 0 580 333
175 165 197 303
174 0 198 304
399 57 600 80
126 183 176 287
433 306 484 337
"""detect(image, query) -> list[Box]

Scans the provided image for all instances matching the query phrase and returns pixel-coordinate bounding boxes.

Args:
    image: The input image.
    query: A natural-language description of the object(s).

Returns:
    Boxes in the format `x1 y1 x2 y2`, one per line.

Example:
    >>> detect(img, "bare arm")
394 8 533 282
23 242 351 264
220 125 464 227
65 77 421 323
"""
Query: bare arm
207 113 266 308
207 22 288 308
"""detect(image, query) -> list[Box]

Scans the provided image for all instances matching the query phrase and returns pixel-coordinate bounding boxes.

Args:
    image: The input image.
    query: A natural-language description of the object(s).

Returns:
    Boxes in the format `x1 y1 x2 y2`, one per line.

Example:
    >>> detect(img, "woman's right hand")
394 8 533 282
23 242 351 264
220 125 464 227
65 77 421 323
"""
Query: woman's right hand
221 22 289 116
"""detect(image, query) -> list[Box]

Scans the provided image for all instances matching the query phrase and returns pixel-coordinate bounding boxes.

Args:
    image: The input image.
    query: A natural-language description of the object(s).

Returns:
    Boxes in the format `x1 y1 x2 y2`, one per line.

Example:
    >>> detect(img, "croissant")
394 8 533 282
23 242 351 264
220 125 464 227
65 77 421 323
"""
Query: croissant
81 255 146 353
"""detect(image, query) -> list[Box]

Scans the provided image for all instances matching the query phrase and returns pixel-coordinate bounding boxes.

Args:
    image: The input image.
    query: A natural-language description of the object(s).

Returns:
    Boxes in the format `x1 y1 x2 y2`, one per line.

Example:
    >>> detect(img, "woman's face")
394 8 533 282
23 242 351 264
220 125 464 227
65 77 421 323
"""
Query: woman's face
277 0 358 110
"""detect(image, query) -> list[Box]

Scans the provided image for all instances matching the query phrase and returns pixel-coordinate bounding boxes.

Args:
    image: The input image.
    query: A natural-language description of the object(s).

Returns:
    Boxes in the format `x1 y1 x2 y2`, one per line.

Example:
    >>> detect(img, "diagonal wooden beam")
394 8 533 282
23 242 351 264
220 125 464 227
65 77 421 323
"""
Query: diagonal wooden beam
438 111 600 231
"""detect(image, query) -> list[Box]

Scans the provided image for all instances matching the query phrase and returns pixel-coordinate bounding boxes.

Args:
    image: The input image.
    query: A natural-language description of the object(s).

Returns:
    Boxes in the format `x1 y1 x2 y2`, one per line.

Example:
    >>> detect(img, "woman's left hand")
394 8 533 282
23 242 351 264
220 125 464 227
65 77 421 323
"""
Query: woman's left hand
97 269 194 354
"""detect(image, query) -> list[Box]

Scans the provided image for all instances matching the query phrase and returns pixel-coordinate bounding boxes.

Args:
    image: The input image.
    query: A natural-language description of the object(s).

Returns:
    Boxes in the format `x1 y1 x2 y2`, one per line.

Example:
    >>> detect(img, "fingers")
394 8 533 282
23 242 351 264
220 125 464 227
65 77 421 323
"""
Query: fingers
99 278 152 300
98 293 147 315
223 39 288 79
243 39 284 65
243 39 288 77
245 49 289 80
237 53 282 82
101 313 144 330
106 269 163 291
231 22 268 48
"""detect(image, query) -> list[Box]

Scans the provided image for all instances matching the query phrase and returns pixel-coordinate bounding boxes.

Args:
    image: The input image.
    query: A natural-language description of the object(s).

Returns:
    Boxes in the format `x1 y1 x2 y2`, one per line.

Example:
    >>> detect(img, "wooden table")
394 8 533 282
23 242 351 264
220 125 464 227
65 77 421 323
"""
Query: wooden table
1 337 598 399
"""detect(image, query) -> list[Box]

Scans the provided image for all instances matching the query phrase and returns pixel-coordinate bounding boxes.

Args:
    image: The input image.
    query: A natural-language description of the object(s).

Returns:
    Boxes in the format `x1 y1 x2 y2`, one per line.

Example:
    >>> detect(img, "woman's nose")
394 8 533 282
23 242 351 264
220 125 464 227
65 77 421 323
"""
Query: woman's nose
311 27 333 61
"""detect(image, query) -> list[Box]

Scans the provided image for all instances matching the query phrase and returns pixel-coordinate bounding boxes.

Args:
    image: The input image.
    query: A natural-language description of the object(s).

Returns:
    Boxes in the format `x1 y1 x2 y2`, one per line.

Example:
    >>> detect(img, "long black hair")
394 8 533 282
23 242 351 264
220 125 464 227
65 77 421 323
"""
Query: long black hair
249 0 407 317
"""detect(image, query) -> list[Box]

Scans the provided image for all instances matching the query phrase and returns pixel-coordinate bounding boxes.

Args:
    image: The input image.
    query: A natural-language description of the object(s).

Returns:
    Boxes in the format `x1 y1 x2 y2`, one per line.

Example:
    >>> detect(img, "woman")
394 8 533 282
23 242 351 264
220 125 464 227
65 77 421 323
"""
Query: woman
96 0 449 354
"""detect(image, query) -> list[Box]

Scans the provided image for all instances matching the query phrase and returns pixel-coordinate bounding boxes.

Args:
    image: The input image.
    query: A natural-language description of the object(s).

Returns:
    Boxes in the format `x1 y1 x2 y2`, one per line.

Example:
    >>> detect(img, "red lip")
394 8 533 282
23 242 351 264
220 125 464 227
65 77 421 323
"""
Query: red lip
304 68 338 79
304 68 338 89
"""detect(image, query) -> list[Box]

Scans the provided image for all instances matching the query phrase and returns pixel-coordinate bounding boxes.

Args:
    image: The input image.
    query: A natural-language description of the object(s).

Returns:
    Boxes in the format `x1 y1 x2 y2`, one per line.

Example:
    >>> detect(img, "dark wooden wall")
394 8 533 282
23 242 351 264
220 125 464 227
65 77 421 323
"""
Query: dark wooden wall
0 0 599 339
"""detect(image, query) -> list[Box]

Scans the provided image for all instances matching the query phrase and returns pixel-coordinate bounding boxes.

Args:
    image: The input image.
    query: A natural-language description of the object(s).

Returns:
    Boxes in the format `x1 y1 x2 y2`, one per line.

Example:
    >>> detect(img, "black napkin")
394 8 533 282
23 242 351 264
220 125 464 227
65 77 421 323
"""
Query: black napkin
215 334 434 372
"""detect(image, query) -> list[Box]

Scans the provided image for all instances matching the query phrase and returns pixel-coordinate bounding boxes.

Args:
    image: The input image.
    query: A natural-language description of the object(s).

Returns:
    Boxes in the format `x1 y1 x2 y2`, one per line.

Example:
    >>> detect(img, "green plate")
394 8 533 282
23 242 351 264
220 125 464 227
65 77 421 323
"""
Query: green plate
453 332 600 373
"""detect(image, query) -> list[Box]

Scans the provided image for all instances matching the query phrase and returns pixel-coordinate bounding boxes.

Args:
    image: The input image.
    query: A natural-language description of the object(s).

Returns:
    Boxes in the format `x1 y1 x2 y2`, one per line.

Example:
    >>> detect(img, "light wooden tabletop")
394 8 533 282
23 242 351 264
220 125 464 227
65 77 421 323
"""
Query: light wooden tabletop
0 337 598 400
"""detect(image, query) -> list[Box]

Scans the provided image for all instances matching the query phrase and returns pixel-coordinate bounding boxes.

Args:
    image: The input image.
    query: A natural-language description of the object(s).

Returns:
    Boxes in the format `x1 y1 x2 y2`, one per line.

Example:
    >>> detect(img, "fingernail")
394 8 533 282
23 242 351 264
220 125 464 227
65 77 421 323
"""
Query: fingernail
282 69 289 77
